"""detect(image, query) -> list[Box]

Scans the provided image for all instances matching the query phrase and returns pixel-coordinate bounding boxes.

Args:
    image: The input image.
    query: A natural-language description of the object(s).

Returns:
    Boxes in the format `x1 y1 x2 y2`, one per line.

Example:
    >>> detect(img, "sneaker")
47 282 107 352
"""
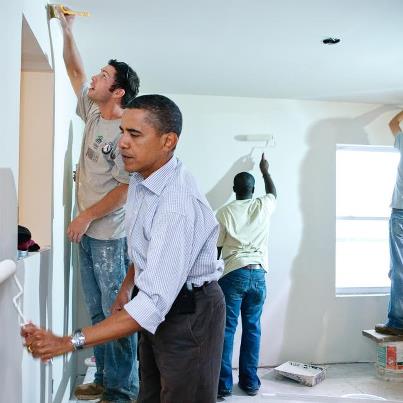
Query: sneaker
238 383 259 396
74 382 104 400
375 323 403 336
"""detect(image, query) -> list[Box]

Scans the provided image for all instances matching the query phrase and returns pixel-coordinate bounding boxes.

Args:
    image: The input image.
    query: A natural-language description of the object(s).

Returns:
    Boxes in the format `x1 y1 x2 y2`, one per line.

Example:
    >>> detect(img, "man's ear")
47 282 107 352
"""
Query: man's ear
113 88 125 100
162 132 178 151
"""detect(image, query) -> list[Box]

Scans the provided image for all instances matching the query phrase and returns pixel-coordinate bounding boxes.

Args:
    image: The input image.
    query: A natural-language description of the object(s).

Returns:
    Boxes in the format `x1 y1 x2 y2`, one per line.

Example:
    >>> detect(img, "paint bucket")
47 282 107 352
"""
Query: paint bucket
376 341 403 381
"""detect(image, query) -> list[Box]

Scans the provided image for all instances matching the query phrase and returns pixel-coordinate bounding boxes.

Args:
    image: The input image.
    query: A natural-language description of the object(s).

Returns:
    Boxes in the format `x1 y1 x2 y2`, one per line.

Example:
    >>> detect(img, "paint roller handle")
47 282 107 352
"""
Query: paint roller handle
0 259 16 284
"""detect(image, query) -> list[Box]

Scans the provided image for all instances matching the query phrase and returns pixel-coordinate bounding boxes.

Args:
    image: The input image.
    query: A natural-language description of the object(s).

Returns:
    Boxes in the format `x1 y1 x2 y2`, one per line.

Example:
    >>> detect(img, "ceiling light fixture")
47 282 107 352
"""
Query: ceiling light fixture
322 37 341 45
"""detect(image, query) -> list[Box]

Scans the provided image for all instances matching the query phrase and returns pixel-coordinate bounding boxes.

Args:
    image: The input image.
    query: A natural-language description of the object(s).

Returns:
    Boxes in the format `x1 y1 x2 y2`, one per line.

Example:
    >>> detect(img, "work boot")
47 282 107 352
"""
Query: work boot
74 382 104 400
375 323 403 336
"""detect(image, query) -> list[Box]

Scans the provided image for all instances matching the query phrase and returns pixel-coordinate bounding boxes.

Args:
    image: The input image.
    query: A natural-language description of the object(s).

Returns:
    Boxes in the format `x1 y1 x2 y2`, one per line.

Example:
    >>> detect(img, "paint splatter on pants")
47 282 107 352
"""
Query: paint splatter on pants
79 234 139 402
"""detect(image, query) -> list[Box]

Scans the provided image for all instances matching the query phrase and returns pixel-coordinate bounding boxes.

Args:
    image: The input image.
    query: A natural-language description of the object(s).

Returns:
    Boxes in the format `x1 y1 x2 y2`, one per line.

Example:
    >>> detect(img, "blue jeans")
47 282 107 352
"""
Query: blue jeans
388 210 403 329
218 268 266 393
79 235 139 402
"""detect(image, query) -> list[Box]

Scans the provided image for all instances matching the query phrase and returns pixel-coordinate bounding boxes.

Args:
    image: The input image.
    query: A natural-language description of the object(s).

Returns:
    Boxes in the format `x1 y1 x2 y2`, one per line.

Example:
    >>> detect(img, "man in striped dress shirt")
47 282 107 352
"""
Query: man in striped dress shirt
22 94 226 403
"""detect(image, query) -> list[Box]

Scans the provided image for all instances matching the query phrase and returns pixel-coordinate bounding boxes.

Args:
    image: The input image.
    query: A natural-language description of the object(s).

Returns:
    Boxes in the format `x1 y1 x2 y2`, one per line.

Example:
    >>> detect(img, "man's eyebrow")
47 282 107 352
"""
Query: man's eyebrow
120 126 142 134
101 68 110 77
127 128 142 134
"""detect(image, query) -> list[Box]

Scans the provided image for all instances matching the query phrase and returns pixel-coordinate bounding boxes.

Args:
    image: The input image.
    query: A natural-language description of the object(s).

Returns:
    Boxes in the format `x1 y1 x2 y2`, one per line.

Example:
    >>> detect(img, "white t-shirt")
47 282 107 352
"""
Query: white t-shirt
216 194 276 276
391 132 403 209
76 85 129 240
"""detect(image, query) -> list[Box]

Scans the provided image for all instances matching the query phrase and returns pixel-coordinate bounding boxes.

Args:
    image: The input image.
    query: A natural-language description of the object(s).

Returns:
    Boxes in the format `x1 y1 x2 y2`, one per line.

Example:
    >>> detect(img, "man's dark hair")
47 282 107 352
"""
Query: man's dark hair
108 59 140 107
233 172 255 196
126 94 183 136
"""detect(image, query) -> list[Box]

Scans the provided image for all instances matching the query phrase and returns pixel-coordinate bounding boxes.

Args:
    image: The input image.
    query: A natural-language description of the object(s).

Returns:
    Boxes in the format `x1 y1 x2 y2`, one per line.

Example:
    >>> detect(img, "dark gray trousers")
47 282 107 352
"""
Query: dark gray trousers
137 281 225 403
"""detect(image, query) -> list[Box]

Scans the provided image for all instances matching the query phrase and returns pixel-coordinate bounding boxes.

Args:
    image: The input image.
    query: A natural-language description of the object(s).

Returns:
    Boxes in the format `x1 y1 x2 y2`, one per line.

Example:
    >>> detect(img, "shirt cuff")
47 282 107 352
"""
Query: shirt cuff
124 290 164 334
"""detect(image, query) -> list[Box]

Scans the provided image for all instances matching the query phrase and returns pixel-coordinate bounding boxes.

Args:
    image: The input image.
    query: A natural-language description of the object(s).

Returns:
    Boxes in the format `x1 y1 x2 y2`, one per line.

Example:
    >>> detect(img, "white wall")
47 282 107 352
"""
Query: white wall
0 2 80 402
170 93 397 366
48 17 83 403
22 0 52 69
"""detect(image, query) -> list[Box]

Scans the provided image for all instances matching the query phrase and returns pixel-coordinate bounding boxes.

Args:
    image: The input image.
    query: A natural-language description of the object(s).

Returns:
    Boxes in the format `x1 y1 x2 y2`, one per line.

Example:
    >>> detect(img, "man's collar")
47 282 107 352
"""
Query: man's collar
132 157 178 195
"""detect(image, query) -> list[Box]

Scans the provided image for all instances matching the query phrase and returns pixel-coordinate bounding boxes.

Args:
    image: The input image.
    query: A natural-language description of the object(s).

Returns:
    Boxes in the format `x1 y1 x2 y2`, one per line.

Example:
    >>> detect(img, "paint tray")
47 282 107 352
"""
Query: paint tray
274 361 326 386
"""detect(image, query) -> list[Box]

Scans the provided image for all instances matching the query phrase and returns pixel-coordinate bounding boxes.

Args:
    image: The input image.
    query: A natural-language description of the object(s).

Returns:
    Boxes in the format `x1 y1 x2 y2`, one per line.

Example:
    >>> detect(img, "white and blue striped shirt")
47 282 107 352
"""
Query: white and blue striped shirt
124 157 223 334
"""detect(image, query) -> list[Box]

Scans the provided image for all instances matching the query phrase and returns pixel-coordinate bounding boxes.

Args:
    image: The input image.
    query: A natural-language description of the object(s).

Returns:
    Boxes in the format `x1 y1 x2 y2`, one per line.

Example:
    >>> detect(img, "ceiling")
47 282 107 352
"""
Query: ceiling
66 0 403 104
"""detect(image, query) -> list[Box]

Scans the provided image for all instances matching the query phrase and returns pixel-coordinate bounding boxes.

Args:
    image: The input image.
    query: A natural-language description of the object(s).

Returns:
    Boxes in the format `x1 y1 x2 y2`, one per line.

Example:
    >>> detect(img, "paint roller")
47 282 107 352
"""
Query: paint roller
0 259 27 325
0 259 16 284
48 4 90 19
234 134 276 155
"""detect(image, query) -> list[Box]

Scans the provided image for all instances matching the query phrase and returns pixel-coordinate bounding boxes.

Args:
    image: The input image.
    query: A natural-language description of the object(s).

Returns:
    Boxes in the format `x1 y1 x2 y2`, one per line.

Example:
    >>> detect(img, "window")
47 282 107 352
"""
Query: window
336 145 399 295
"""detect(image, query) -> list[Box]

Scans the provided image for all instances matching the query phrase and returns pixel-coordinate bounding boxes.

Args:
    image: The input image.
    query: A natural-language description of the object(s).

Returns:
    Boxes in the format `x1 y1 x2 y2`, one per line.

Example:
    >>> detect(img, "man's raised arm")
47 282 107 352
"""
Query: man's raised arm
259 153 277 198
57 6 86 96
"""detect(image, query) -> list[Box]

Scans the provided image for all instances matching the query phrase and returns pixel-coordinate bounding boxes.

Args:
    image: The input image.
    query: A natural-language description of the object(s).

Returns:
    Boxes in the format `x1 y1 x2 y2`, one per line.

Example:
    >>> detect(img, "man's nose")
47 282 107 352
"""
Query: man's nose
118 134 127 149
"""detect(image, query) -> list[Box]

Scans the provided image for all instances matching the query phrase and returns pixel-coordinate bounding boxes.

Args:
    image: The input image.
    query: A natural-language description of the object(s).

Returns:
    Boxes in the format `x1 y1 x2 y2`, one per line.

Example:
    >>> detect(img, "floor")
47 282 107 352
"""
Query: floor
70 363 403 403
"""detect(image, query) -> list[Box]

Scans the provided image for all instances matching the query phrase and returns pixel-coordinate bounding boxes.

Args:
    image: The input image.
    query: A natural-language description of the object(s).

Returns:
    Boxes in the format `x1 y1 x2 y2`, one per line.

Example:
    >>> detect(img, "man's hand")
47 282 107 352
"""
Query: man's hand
21 323 73 362
55 5 75 31
67 211 93 243
111 287 132 314
111 263 135 314
259 153 269 174
389 110 403 137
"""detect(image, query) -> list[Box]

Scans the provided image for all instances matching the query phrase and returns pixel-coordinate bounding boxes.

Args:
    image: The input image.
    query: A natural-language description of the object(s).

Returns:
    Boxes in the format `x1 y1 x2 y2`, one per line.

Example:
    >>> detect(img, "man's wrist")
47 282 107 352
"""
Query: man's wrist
62 27 73 37
81 209 95 222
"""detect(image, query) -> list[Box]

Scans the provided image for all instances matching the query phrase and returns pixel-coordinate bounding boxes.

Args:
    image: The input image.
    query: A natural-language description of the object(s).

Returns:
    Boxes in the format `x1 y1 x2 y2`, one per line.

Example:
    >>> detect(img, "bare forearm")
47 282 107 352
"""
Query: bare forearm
85 184 128 221
262 172 277 197
389 111 403 137
22 304 140 361
121 263 135 295
83 309 141 348
62 28 86 95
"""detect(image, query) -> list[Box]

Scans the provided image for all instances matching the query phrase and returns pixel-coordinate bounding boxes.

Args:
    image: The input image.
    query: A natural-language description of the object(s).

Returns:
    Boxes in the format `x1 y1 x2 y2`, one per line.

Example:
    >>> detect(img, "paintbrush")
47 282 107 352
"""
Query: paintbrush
48 4 90 19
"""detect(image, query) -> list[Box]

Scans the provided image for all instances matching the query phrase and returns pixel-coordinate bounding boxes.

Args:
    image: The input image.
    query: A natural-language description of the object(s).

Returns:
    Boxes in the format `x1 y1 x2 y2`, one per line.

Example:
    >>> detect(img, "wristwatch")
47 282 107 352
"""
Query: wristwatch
70 329 86 350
